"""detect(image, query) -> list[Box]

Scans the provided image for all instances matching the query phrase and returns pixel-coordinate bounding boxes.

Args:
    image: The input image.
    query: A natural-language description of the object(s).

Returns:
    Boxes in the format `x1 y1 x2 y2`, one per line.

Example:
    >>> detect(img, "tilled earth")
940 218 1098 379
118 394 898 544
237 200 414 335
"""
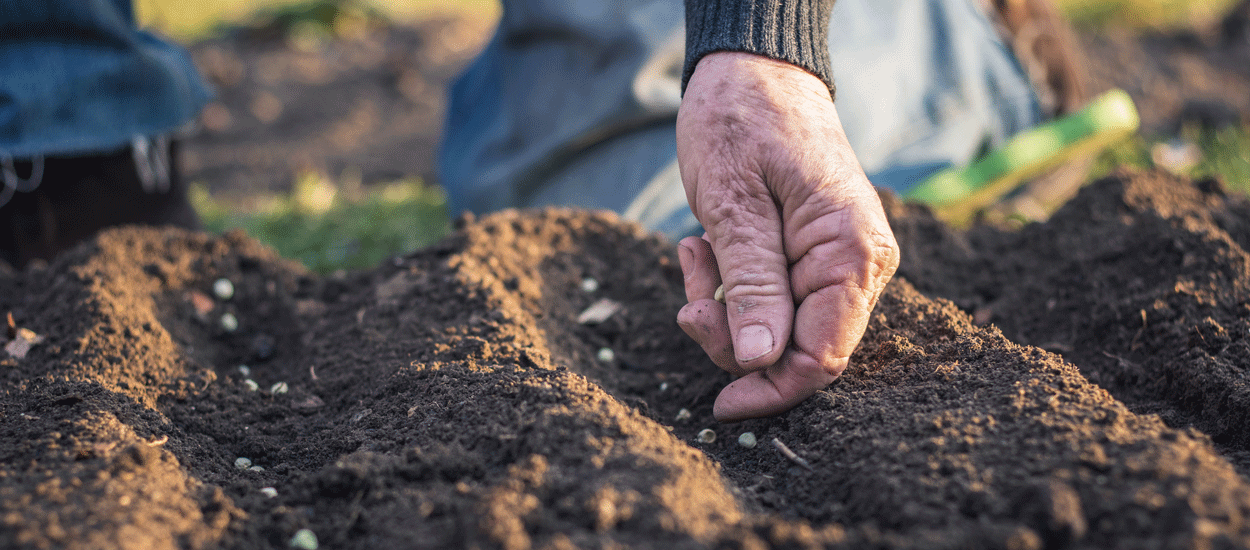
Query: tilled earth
2 170 1250 549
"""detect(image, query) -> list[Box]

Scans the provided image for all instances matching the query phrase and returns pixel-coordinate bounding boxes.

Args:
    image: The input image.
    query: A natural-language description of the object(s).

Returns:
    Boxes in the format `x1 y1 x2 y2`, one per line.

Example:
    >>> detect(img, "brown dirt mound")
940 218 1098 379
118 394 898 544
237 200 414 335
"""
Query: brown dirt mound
2 170 1249 549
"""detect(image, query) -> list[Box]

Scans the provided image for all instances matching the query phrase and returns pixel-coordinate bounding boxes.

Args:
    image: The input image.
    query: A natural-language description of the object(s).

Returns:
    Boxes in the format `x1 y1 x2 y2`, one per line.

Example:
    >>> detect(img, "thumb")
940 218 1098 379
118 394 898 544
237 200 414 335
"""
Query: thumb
702 197 794 371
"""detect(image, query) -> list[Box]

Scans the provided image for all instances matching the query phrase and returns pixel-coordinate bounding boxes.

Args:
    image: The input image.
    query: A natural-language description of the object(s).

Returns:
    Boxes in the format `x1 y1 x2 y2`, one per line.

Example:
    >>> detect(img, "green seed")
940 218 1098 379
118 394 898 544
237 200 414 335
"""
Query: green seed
738 432 758 449
213 278 235 300
289 528 318 550
697 429 716 444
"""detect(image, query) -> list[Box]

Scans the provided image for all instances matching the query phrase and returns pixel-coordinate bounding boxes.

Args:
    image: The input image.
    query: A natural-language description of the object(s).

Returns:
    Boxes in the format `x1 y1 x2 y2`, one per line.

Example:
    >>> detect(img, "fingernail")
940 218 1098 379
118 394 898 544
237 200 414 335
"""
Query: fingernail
676 243 693 277
736 324 773 362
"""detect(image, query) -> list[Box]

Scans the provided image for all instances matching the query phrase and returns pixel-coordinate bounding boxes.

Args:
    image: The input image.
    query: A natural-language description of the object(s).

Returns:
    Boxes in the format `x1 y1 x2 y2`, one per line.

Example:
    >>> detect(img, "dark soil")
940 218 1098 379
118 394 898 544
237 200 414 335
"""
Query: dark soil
2 170 1250 549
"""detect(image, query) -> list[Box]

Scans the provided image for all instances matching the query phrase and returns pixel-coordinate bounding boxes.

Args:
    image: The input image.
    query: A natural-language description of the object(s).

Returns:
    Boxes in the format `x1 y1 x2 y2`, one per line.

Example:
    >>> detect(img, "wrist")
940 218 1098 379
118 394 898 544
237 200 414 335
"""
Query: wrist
687 52 833 105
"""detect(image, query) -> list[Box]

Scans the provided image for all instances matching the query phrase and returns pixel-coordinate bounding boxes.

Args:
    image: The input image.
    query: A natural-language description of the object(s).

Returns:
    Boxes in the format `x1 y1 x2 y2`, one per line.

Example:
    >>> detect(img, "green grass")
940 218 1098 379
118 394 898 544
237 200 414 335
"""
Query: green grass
192 174 451 273
137 0 499 40
1089 125 1250 193
1055 0 1242 30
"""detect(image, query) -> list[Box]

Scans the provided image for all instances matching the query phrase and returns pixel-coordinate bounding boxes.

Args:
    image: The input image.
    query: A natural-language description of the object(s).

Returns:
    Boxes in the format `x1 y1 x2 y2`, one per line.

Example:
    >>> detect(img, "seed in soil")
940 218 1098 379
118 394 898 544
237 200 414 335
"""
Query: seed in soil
675 408 691 421
289 528 318 550
212 278 235 300
261 487 278 498
244 379 259 392
659 382 669 392
220 312 239 332
234 457 253 470
580 277 600 293
697 429 716 444
249 465 265 472
738 432 758 449
271 382 289 394
238 365 251 377
597 347 615 362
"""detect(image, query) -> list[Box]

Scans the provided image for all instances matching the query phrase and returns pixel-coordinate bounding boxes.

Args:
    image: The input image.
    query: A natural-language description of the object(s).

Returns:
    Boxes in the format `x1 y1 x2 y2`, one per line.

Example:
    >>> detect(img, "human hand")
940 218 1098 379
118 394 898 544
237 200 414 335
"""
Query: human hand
675 52 900 422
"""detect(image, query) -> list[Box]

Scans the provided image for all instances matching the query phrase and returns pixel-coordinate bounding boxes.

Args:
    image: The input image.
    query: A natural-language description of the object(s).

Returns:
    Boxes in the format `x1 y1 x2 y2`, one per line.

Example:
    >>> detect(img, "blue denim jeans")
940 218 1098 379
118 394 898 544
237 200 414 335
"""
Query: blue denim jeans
440 0 1044 238
0 0 210 159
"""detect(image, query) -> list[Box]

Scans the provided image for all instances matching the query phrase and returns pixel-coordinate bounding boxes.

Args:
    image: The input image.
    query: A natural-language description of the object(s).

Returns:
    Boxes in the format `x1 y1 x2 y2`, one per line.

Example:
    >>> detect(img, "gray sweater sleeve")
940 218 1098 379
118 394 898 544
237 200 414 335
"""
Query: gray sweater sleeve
682 0 836 98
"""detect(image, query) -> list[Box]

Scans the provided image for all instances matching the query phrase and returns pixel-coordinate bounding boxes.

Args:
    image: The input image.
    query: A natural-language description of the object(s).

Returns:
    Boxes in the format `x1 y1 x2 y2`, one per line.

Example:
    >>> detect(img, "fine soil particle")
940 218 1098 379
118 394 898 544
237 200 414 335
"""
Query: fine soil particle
891 168 1250 477
2 170 1250 549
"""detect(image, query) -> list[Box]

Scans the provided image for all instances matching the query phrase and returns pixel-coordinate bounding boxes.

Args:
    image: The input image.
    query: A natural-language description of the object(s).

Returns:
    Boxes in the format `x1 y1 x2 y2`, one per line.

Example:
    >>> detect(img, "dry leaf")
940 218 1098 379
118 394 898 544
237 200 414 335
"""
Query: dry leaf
5 328 44 359
577 298 622 325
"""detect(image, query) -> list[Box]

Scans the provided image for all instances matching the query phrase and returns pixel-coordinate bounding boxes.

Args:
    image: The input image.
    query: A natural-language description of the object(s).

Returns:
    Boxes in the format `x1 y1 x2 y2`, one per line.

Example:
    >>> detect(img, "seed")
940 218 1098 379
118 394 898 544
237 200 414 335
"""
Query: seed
261 487 278 498
220 312 239 332
659 382 669 392
213 278 235 300
271 382 289 394
738 432 758 449
249 465 265 472
697 429 717 444
580 277 600 293
244 379 259 392
289 528 318 550
238 365 251 377
714 284 725 303
675 408 691 422
596 348 615 362
234 457 252 469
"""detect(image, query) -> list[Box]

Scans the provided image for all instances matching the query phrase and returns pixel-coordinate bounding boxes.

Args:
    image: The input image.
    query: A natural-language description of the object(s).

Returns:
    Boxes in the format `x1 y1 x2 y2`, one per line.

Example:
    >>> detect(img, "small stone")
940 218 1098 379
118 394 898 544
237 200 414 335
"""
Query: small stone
249 465 265 472
738 432 758 449
596 348 615 362
213 278 235 300
187 291 215 319
675 408 691 422
580 277 600 293
289 528 318 550
697 429 717 444
243 379 259 392
234 457 252 470
271 382 289 394
260 487 278 498
220 312 239 332
238 365 251 377
293 395 325 410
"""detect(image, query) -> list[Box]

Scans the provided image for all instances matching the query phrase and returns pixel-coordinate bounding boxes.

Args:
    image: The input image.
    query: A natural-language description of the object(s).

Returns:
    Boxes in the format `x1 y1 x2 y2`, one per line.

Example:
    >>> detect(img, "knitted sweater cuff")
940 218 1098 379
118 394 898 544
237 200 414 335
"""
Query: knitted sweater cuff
682 0 836 99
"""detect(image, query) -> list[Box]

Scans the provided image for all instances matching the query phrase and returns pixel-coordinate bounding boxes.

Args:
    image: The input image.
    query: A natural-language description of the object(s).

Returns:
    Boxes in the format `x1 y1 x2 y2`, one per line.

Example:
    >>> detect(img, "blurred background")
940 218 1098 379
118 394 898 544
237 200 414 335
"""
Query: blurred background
135 0 1250 272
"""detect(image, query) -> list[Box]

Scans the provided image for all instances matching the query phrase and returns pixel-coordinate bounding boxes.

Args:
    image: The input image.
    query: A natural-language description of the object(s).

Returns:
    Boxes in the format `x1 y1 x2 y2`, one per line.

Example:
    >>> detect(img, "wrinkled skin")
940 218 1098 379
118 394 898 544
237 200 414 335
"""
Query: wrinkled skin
675 52 900 422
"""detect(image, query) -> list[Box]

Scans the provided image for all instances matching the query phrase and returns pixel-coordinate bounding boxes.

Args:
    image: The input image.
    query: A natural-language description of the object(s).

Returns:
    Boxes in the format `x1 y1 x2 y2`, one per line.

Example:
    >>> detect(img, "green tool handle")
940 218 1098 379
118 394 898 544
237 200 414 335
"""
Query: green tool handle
904 89 1140 209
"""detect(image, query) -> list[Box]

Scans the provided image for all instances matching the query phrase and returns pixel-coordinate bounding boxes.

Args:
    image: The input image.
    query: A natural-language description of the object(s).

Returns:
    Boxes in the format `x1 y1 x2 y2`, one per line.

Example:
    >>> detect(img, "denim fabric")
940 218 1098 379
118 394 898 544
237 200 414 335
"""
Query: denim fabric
440 0 1043 238
0 0 211 158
